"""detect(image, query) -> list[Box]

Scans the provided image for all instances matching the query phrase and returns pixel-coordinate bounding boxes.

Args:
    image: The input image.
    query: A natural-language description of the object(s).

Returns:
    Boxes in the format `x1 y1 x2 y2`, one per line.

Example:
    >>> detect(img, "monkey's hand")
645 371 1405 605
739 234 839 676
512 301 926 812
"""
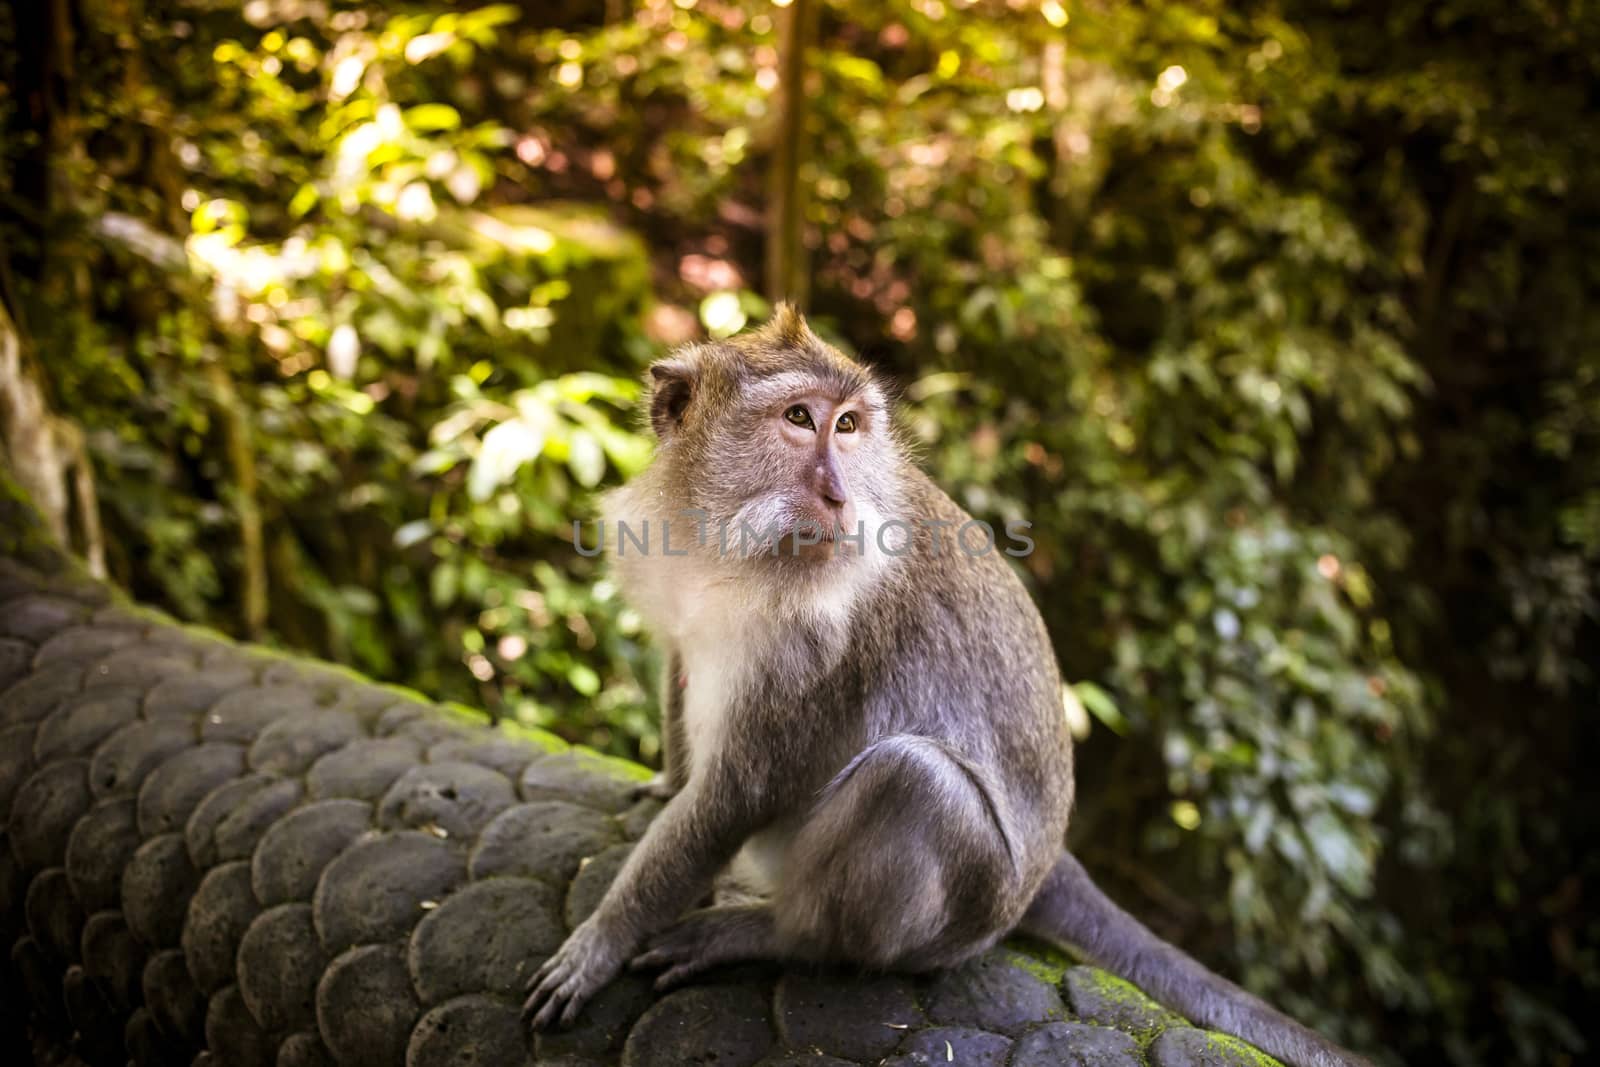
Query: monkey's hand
628 772 679 802
522 917 630 1030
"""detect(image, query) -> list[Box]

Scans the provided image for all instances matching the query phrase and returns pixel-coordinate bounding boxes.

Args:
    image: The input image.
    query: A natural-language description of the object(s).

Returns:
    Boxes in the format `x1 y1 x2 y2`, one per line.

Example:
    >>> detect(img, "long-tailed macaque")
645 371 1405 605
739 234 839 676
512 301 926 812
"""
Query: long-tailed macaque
524 308 1368 1067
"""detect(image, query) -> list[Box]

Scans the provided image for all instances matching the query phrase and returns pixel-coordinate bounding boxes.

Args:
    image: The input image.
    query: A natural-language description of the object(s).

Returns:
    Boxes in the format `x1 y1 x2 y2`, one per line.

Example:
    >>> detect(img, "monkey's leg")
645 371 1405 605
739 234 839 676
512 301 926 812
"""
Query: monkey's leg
625 736 1017 992
774 734 1019 970
630 904 778 989
1021 852 1370 1067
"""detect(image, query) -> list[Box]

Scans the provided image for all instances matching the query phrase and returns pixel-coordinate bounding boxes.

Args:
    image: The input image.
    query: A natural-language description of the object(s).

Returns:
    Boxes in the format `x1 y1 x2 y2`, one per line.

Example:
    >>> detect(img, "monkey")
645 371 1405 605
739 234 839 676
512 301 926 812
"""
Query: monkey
523 307 1369 1067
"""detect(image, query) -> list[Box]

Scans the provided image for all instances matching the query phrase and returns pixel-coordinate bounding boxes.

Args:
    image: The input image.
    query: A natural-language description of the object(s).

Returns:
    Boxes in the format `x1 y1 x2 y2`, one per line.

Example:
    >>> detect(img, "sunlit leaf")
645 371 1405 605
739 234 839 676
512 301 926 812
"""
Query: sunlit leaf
567 430 606 488
406 103 461 131
404 32 455 66
394 520 434 549
1073 681 1128 735
468 419 546 502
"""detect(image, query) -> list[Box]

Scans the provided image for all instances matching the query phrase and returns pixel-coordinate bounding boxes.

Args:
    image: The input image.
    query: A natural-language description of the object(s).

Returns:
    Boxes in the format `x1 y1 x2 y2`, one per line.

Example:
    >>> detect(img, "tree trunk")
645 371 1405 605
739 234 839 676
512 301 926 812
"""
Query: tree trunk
206 360 269 639
764 0 818 308
0 298 105 575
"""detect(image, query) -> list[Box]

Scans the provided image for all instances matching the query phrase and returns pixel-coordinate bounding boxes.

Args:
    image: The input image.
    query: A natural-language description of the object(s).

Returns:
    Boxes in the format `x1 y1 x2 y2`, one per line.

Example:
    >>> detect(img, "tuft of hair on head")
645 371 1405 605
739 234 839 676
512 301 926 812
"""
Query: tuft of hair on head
753 302 815 350
731 305 875 396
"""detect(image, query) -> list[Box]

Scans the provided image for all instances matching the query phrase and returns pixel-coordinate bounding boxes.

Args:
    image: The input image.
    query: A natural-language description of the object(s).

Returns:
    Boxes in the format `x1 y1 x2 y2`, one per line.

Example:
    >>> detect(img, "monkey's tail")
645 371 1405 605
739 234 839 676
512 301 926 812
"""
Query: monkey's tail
1018 851 1373 1067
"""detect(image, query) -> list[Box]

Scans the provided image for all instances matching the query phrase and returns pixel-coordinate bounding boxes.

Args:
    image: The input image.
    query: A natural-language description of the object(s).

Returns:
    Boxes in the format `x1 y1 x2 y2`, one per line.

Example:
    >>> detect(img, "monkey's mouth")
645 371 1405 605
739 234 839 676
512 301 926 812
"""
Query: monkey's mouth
773 518 864 562
725 497 860 562
774 532 843 562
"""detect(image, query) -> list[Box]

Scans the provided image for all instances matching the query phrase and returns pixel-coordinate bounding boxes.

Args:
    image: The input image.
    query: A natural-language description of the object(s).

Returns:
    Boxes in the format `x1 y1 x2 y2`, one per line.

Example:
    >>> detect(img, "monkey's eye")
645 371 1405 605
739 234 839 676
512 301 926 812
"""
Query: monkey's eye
835 412 858 434
785 405 814 429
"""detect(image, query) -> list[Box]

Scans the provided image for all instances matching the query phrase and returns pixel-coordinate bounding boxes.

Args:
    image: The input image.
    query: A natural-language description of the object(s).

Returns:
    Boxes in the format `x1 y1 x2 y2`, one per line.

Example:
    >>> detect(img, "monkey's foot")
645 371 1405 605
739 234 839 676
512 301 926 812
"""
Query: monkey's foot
522 918 627 1030
630 904 777 990
628 772 679 802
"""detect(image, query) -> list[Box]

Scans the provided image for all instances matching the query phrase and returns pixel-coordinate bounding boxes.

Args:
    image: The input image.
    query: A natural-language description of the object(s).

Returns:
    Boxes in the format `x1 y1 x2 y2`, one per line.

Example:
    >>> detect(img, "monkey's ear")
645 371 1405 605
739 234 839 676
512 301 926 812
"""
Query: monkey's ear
648 358 696 438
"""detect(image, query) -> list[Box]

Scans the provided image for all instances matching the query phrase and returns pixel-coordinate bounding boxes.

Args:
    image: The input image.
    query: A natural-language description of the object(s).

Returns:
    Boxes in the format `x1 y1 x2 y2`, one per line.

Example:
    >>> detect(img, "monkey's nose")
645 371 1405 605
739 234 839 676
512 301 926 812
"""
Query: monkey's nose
817 469 849 509
814 448 850 510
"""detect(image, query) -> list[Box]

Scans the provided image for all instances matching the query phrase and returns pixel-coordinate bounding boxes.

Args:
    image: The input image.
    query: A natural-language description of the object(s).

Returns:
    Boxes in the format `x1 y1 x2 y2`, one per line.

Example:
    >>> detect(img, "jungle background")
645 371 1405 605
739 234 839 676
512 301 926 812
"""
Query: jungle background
1 1 1595 1063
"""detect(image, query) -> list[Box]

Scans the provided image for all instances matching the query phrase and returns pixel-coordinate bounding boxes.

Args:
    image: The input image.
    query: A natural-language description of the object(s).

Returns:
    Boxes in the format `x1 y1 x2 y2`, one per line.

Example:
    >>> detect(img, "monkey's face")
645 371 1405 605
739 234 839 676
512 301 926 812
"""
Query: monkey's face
697 367 893 565
644 322 901 570
746 379 868 561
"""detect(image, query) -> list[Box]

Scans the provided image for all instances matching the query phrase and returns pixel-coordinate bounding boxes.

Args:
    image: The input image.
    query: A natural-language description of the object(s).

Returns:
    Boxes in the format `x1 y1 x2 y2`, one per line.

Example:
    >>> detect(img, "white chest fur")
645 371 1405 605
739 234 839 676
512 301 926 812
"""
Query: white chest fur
604 493 889 780
675 585 767 780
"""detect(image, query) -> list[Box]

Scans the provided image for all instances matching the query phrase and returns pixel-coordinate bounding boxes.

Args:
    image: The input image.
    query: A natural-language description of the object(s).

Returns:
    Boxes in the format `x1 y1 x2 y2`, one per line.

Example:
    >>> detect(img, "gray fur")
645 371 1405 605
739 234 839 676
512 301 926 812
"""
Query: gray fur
522 309 1369 1067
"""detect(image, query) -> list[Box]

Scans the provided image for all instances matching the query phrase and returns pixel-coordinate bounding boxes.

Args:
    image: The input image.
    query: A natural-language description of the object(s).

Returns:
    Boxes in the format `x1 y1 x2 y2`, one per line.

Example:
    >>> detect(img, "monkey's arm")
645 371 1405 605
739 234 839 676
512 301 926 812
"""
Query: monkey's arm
523 772 754 1029
661 648 689 790
633 648 687 801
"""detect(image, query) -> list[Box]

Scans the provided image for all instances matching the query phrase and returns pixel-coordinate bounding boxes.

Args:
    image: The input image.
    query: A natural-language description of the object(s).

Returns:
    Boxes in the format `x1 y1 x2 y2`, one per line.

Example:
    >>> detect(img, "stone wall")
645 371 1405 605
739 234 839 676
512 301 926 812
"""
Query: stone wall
0 487 1278 1067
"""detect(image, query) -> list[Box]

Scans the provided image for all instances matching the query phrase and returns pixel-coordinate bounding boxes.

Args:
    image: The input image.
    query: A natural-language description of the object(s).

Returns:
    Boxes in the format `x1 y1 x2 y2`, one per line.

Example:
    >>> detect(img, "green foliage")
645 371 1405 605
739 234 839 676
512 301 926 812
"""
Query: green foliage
5 0 659 755
3 2 1596 1066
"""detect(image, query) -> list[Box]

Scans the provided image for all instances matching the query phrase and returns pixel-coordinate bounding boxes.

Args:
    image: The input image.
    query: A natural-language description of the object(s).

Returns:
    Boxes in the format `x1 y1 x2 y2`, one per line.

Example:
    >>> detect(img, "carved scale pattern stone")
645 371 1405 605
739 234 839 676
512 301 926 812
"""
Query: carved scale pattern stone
0 520 1279 1066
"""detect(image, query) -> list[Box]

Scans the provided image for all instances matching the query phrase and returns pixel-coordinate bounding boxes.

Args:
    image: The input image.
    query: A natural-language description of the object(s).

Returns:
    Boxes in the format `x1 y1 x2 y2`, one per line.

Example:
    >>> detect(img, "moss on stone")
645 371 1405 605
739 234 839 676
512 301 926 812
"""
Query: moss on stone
496 717 573 754
437 700 493 729
1004 932 1082 966
1075 967 1164 1009
996 943 1071 989
178 621 238 646
377 681 441 708
1147 1026 1289 1067
577 747 655 783
1201 1031 1285 1067
305 659 372 686
1064 965 1189 1044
